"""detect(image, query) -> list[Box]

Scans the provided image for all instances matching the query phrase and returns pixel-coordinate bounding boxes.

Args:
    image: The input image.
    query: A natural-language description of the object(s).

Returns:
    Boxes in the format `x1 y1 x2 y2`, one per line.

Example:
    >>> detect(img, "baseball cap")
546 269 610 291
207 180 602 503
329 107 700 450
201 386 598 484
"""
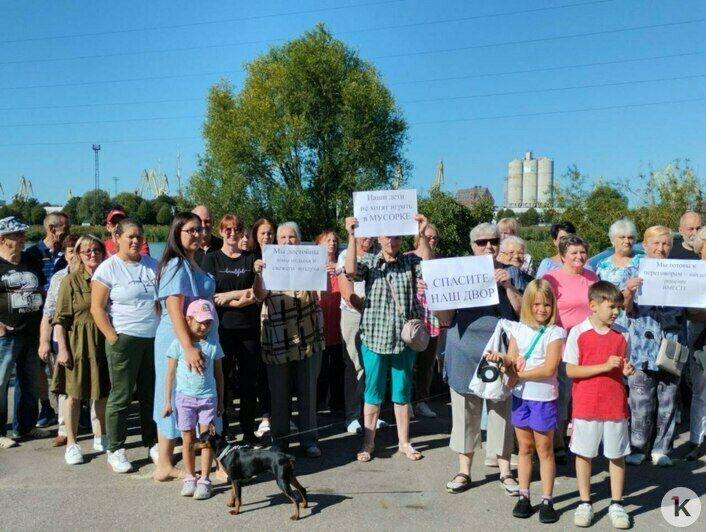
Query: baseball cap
186 299 215 323
106 209 126 224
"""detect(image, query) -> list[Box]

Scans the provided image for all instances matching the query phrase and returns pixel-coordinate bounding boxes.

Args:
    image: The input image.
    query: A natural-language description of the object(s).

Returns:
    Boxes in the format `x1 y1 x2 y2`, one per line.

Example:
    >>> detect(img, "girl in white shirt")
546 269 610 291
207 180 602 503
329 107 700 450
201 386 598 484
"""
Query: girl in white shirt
488 279 566 523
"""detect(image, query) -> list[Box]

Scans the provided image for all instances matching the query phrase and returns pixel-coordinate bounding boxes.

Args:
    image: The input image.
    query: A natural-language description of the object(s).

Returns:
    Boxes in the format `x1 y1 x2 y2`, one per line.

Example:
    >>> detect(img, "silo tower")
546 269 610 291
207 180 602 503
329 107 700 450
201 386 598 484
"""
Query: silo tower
537 157 554 206
522 151 538 206
507 158 523 207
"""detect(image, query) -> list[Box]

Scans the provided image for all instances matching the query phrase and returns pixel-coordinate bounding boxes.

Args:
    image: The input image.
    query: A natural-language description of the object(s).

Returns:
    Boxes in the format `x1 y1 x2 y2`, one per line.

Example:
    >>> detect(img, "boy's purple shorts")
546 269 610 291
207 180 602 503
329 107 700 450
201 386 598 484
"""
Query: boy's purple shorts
511 395 559 432
174 392 218 431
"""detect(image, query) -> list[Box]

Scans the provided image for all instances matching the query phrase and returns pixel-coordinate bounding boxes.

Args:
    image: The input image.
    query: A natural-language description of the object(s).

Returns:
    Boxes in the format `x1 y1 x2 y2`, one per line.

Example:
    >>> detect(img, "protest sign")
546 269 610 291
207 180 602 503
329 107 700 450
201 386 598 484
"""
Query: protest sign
421 255 499 311
353 189 418 237
637 258 706 308
262 245 327 291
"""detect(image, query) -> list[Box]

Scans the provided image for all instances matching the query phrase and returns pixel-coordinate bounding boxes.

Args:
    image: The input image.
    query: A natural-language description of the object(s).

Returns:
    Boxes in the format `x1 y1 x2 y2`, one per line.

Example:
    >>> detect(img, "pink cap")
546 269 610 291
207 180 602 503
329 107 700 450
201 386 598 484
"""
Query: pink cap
106 209 127 223
186 299 215 323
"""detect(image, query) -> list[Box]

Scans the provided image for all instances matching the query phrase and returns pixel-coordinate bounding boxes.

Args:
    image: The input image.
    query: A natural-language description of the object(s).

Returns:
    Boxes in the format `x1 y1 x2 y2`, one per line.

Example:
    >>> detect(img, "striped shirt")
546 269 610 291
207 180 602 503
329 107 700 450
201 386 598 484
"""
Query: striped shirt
353 251 422 354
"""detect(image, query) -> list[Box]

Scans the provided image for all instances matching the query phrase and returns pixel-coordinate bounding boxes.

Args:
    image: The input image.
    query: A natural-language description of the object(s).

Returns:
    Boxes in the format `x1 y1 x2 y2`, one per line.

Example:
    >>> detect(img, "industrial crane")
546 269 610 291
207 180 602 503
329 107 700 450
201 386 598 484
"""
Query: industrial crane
13 176 35 202
431 160 444 192
137 169 170 198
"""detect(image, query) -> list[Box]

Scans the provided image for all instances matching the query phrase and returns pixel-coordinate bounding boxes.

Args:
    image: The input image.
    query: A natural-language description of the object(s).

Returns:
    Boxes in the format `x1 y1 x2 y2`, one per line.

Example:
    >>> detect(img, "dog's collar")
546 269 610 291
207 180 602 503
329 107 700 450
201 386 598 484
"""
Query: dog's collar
217 443 250 462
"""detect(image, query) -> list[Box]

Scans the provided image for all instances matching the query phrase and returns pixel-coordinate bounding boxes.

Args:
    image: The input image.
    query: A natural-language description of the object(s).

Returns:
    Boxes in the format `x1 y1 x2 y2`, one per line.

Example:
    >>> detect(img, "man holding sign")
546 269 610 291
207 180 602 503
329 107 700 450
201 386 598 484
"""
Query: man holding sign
343 212 432 463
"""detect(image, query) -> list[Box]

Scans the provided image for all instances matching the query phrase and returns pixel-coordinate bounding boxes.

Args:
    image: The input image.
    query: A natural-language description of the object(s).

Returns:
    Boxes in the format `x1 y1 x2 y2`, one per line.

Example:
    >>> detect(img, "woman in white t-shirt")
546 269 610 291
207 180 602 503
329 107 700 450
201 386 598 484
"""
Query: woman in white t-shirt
91 219 160 474
488 279 566 522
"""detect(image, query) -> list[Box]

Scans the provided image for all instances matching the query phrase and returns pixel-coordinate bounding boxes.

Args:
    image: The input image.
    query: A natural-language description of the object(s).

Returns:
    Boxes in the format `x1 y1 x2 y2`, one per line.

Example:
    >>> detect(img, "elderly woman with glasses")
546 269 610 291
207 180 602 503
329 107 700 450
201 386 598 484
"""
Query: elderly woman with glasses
498 217 534 276
201 214 260 445
434 223 521 495
497 235 532 293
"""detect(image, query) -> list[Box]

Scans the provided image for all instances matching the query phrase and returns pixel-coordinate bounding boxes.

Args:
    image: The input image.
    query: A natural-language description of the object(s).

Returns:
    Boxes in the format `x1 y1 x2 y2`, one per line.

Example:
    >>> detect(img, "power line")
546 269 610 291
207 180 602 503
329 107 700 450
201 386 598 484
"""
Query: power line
2 70 703 119
373 17 706 60
401 72 706 105
0 2 642 67
410 96 706 126
0 70 233 92
1 95 704 147
0 115 200 129
0 0 405 44
2 48 704 96
390 49 706 86
0 97 203 112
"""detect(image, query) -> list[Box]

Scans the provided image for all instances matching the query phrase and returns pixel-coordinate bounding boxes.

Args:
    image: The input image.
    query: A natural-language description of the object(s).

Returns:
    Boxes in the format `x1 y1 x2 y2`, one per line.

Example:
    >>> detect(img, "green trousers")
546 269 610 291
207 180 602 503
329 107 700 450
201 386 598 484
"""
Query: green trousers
105 334 157 452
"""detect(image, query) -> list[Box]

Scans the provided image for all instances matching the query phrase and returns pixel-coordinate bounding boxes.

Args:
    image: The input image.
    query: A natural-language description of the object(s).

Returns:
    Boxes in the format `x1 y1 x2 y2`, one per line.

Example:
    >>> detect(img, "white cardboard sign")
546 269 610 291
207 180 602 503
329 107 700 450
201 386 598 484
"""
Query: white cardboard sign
262 245 327 291
637 258 706 308
421 255 499 311
353 189 418 237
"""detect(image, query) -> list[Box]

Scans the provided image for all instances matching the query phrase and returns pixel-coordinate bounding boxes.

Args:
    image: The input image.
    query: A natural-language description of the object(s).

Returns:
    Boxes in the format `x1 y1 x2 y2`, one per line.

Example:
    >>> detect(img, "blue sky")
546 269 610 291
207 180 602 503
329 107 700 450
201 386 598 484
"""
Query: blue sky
1 0 705 208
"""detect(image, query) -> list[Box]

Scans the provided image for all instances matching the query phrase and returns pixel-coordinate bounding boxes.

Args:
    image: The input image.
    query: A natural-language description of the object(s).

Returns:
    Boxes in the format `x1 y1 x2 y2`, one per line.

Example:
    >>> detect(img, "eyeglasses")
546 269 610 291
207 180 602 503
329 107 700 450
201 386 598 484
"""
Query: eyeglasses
474 238 500 247
426 235 439 241
223 227 243 234
181 227 204 236
80 248 103 256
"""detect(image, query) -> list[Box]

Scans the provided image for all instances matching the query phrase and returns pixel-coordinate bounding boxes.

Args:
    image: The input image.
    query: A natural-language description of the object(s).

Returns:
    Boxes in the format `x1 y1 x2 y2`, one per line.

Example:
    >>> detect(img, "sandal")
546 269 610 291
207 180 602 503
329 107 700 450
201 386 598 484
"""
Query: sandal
398 443 423 461
356 444 374 462
446 473 472 494
500 474 519 496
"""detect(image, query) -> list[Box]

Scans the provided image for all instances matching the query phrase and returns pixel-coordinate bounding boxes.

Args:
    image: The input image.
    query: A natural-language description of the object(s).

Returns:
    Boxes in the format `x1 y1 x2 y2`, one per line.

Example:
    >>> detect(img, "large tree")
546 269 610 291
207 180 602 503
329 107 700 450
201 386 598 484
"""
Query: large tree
189 24 409 238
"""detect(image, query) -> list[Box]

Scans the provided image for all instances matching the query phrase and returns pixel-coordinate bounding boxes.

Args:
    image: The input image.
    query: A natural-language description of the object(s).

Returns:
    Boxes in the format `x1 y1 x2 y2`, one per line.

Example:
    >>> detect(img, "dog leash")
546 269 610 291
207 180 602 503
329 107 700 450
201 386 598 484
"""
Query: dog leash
268 390 454 443
217 443 250 462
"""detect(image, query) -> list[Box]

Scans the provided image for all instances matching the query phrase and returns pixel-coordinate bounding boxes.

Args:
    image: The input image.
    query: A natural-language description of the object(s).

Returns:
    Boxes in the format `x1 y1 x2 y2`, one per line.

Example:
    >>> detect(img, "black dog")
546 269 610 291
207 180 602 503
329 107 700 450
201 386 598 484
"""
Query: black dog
199 430 308 520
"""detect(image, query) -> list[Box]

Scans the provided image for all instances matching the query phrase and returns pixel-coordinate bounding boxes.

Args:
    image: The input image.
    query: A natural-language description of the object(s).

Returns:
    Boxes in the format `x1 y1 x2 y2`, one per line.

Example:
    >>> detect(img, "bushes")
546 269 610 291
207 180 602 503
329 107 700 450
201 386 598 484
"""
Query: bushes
25 224 170 244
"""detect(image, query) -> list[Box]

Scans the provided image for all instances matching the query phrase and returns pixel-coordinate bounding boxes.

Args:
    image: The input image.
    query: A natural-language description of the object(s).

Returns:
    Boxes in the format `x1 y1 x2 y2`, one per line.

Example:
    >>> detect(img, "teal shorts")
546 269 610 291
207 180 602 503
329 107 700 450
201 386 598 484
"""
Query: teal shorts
361 343 416 405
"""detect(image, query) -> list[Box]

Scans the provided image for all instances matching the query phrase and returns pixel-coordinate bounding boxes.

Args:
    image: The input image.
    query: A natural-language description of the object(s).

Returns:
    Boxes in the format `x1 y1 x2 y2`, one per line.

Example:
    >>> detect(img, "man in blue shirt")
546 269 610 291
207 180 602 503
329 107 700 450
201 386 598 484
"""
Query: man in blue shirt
25 211 71 427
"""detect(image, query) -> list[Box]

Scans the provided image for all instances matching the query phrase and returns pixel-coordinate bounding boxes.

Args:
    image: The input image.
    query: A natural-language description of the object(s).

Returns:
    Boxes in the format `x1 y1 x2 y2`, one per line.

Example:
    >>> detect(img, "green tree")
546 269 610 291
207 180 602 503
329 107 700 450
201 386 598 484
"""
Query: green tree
156 204 173 225
189 24 409 238
77 190 113 225
30 204 46 225
136 201 156 224
495 208 516 220
113 192 144 218
419 190 491 257
518 207 540 227
63 196 81 224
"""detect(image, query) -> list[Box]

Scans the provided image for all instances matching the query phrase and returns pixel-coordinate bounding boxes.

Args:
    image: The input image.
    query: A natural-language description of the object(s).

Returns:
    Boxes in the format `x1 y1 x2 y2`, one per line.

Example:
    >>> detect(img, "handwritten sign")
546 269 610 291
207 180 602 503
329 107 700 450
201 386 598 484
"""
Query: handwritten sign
421 255 499 311
637 258 706 308
353 189 418 237
262 245 327 291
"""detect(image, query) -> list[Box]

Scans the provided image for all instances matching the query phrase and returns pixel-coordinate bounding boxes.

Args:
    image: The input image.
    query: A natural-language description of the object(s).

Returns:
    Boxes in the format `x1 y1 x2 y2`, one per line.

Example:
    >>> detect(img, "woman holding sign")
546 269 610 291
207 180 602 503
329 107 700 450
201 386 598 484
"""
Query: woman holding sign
253 221 326 458
343 214 433 463
625 225 687 467
431 223 521 494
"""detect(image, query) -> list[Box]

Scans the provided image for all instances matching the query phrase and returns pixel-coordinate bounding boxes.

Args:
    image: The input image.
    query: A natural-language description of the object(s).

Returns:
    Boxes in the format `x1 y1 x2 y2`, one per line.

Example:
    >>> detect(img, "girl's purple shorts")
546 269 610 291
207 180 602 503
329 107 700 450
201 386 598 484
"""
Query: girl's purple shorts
511 395 559 432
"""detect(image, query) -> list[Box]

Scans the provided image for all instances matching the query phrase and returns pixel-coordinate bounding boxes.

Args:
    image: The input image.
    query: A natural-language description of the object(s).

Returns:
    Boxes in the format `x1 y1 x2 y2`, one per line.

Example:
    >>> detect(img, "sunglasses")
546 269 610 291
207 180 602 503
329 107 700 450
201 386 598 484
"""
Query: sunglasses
474 238 500 247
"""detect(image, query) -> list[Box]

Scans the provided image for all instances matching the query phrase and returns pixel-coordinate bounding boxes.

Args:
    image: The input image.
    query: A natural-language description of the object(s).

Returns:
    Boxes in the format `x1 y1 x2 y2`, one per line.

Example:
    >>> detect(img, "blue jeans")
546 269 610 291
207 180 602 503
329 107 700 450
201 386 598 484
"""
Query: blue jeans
0 333 40 436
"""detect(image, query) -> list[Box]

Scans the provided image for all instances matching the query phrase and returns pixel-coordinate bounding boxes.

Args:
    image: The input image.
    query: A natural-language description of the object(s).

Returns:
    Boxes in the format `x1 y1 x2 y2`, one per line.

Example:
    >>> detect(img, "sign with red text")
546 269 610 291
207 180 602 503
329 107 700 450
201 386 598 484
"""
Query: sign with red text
422 255 499 311
353 189 418 237
637 258 706 308
262 245 327 291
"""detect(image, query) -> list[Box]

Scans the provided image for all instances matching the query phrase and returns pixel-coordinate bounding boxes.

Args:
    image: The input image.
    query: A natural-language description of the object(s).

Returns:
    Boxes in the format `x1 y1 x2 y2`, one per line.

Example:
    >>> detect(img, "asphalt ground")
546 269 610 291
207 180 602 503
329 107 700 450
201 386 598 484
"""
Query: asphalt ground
1 391 704 531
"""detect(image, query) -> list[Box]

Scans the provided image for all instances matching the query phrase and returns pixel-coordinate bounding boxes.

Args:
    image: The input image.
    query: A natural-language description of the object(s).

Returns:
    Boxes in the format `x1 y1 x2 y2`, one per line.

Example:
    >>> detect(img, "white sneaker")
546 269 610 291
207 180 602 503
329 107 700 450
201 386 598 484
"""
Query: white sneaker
608 503 630 529
107 448 133 473
415 401 437 418
64 443 84 465
345 419 363 434
376 418 389 429
0 436 18 448
574 502 594 527
651 453 672 467
255 419 271 438
149 444 159 464
625 452 645 465
93 435 108 452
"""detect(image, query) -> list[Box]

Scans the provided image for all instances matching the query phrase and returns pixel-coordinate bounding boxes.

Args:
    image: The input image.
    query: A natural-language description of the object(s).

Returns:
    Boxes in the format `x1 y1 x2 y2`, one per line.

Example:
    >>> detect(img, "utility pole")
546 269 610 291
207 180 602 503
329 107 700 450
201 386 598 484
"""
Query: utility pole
112 176 119 196
176 148 182 196
92 144 101 190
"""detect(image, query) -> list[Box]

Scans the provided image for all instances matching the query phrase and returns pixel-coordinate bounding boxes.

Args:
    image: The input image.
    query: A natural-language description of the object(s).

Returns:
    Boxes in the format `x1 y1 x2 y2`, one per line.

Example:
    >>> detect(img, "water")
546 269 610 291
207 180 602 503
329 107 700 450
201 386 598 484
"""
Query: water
148 241 165 259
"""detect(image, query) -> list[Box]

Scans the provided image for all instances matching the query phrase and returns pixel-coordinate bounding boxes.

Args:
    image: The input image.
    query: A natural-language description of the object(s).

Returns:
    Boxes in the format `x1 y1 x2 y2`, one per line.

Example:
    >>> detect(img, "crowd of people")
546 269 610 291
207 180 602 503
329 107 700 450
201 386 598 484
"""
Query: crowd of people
0 205 704 527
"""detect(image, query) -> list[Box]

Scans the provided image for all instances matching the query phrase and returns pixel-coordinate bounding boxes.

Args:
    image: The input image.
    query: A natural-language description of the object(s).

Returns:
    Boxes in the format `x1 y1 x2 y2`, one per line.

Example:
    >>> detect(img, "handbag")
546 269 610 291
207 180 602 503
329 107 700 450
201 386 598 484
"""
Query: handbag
468 321 512 402
385 275 430 352
656 335 690 377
